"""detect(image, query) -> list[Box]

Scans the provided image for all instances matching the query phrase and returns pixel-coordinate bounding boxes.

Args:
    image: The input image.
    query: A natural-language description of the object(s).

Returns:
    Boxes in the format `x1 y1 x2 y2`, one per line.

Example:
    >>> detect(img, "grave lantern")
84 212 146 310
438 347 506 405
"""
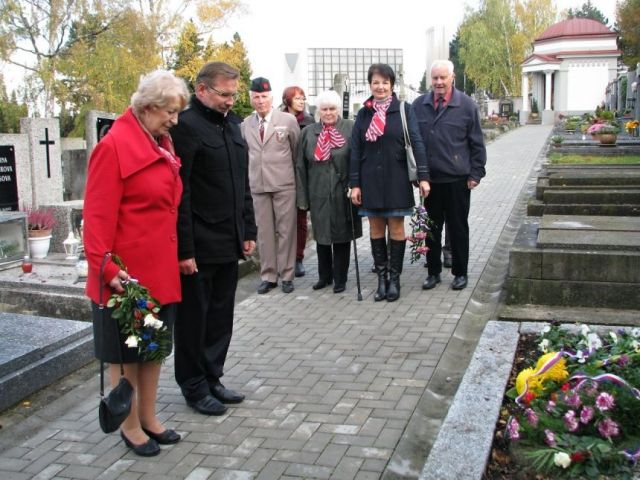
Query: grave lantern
63 231 80 260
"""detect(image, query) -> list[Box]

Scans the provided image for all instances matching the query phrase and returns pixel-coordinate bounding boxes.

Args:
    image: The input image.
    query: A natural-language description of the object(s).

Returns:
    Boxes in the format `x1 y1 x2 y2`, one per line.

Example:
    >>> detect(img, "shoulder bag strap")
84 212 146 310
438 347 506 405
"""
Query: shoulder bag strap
99 253 125 399
399 101 412 149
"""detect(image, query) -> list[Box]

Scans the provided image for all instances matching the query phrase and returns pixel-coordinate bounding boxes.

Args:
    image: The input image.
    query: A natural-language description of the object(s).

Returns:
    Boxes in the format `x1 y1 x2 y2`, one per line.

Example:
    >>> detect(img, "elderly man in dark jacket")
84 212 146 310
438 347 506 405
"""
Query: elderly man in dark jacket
171 62 257 416
412 59 486 291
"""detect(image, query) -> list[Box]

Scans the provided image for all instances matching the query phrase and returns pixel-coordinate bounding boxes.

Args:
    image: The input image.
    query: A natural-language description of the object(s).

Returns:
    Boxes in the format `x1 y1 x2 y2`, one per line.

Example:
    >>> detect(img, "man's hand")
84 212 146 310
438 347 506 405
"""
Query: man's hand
243 240 256 256
350 187 362 206
467 179 479 190
179 258 198 275
419 180 431 198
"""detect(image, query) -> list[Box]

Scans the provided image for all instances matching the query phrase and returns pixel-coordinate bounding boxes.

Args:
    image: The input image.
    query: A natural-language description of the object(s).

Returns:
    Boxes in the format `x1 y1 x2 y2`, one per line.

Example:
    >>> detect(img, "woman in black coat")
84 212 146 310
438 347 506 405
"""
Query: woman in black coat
349 64 430 302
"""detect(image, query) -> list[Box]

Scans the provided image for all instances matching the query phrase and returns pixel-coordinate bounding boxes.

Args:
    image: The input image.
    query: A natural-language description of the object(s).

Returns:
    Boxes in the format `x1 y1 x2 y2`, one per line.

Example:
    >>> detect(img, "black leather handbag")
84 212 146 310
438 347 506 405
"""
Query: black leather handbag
98 253 133 434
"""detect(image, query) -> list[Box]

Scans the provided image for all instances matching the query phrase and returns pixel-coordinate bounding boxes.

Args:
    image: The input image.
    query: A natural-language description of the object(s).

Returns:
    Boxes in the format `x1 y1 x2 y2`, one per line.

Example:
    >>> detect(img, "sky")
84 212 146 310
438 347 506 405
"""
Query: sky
214 0 618 97
2 0 618 102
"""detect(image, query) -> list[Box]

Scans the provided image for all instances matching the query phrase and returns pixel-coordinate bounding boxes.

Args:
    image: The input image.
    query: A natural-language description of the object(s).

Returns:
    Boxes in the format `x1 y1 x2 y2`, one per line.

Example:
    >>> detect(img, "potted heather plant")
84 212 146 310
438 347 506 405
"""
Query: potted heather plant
24 206 56 258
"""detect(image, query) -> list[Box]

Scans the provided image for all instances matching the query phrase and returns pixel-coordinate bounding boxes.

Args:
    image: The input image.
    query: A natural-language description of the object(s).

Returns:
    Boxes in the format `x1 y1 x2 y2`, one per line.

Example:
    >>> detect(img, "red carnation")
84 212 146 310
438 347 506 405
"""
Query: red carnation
146 301 155 310
571 451 588 462
134 310 142 320
523 391 536 405
561 383 570 392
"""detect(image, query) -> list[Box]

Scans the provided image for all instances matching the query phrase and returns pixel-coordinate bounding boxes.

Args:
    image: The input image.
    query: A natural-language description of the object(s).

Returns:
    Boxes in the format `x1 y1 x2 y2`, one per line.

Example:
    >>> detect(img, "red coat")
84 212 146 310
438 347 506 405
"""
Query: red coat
84 107 183 305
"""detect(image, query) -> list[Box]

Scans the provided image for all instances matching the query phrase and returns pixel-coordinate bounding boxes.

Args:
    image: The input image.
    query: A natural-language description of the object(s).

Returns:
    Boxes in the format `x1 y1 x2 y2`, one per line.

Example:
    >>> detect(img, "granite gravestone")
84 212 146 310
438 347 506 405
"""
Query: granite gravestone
20 118 63 206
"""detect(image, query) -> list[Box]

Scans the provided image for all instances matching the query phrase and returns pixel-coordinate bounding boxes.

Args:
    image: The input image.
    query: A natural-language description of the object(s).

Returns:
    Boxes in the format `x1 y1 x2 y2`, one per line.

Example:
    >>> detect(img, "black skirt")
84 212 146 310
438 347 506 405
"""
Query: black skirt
92 302 176 363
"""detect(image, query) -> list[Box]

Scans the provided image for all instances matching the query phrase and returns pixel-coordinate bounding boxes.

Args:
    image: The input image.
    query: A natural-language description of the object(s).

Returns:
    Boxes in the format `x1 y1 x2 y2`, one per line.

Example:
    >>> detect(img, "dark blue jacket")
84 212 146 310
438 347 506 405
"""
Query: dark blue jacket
349 94 429 210
411 89 486 183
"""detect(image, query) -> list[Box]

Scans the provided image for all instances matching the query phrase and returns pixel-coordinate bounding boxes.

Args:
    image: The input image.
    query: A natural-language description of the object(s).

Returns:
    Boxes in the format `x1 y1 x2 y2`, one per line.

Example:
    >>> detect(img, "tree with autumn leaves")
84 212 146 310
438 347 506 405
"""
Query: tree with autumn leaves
0 0 249 133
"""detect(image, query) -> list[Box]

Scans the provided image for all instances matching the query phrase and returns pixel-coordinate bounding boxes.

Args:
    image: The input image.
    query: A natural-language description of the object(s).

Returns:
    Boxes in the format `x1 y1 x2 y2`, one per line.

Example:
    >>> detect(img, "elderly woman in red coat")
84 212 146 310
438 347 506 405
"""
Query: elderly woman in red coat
84 70 188 456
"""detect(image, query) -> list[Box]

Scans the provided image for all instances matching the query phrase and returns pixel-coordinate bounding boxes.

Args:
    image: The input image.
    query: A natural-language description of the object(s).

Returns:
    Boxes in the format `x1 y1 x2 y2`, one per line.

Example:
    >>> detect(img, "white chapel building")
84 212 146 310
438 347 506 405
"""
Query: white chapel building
520 18 620 125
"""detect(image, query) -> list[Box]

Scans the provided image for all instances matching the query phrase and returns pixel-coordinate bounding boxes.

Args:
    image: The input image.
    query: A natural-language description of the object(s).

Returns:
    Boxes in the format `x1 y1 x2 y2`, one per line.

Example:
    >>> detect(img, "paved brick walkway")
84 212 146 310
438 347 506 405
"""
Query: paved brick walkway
0 125 553 480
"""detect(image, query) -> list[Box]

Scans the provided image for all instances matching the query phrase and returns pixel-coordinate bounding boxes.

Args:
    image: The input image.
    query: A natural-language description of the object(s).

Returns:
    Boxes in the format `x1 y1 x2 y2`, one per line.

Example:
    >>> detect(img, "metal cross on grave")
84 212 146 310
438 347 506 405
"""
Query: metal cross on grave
39 127 55 178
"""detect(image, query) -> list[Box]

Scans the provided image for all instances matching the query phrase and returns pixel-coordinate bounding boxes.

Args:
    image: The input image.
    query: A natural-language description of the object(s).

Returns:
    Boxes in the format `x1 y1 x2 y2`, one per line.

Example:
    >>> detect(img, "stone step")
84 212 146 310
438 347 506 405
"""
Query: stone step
527 199 640 216
498 304 640 327
536 179 639 200
506 217 640 309
537 215 640 251
504 277 640 309
0 312 94 411
548 170 640 187
543 188 640 205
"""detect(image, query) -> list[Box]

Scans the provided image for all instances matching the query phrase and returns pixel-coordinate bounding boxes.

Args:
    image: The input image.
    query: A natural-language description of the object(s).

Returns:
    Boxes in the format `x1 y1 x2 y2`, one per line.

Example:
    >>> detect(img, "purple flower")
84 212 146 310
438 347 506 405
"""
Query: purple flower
596 392 615 411
544 429 556 446
507 417 520 440
564 410 579 432
580 406 594 424
546 400 556 412
618 354 630 367
564 391 582 408
525 408 538 427
598 418 620 439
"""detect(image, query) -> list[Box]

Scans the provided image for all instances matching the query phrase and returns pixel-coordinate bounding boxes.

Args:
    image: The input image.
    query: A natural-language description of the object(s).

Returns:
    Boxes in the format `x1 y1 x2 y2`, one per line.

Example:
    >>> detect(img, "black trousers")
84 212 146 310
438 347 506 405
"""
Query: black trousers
174 261 238 401
424 179 470 277
317 242 351 285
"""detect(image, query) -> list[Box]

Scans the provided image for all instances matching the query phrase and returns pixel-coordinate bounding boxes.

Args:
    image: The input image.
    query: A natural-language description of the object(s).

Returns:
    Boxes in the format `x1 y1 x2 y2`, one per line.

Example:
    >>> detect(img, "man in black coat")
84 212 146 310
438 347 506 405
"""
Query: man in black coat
412 59 486 291
171 62 257 415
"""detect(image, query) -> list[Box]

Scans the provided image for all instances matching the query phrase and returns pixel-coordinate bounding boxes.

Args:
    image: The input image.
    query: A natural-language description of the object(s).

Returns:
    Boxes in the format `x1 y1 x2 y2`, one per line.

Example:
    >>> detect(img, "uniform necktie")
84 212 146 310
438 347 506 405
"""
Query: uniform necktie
436 96 444 114
259 118 265 141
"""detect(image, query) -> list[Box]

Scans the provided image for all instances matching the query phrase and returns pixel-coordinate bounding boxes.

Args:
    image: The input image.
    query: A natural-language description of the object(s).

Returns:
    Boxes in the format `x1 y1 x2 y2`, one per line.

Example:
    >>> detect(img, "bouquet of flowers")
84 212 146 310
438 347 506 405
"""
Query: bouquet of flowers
505 323 640 478
106 256 171 362
406 202 432 263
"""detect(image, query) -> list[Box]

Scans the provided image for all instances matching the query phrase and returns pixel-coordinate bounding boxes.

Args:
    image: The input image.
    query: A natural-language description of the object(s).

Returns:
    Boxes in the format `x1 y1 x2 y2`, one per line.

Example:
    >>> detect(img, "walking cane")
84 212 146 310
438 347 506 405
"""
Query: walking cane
347 189 363 301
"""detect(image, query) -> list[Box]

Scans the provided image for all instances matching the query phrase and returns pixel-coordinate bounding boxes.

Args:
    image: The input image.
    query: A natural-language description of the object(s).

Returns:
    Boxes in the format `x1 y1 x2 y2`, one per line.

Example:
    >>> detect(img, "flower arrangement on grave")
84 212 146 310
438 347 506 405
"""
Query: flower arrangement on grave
505 323 640 479
587 122 620 137
24 205 56 236
106 255 171 362
550 135 564 145
406 202 432 263
625 120 639 135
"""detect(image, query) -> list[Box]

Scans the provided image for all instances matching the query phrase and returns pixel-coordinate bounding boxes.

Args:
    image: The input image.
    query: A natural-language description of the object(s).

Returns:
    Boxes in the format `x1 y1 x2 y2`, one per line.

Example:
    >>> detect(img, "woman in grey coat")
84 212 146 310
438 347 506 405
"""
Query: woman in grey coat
296 90 362 293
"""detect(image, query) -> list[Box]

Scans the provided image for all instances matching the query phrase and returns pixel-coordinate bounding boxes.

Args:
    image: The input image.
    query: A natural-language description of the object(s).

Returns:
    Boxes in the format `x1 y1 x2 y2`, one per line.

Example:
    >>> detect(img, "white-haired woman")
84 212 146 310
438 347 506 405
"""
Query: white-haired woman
84 70 189 456
296 90 362 293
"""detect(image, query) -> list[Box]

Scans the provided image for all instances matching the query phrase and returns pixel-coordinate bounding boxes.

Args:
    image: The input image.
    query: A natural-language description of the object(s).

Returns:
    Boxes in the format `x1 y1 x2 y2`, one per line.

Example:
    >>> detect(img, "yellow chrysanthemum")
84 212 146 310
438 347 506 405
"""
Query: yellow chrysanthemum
536 352 569 383
516 368 543 395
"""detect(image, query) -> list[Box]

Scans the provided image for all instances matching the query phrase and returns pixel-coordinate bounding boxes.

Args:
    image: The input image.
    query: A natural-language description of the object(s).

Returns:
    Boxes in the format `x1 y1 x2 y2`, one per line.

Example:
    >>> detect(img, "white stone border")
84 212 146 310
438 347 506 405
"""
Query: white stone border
420 320 520 480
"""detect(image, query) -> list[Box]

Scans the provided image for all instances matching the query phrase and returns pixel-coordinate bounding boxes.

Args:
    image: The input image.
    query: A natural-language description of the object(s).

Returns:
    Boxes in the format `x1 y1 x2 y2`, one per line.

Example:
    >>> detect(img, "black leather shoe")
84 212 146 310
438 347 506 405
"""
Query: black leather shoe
333 283 345 293
257 281 277 294
142 427 181 445
186 395 228 415
210 382 245 404
281 281 294 293
451 275 468 290
295 260 305 277
422 274 441 290
312 279 331 290
120 431 160 456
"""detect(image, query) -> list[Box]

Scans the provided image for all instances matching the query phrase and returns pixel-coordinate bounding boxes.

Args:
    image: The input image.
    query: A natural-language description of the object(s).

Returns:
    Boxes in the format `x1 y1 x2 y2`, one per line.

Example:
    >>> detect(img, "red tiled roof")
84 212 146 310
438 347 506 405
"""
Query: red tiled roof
537 18 614 41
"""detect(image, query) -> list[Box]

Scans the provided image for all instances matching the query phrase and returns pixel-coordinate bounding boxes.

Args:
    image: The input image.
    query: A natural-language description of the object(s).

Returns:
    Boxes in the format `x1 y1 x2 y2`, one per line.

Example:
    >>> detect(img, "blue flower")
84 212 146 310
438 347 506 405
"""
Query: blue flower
142 333 151 341
137 299 147 309
148 342 158 350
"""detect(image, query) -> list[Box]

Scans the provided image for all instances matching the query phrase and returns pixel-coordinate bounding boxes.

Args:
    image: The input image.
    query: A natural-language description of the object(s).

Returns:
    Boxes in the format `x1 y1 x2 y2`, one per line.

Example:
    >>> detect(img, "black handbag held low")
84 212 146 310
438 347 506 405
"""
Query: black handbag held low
98 253 133 434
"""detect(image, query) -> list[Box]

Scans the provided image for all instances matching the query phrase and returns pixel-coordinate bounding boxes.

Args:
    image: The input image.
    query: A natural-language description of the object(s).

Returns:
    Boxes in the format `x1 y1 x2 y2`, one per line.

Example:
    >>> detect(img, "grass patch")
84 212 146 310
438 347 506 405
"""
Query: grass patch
549 154 640 165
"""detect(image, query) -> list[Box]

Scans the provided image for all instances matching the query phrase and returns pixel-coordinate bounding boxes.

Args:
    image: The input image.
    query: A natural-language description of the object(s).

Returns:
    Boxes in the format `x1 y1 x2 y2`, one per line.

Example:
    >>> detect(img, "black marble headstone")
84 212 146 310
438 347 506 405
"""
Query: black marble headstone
96 117 115 141
0 146 18 211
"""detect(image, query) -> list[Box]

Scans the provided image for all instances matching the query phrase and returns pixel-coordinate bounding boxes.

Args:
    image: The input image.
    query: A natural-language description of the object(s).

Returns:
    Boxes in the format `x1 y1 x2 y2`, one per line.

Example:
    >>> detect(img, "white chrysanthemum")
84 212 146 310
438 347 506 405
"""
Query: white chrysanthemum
609 331 618 344
539 338 550 353
554 452 571 469
541 325 551 334
586 333 603 350
580 324 591 337
125 335 138 348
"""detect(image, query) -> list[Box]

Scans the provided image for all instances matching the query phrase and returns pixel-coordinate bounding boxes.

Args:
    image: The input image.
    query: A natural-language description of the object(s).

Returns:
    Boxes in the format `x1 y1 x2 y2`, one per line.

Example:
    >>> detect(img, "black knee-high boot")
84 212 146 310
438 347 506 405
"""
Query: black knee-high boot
387 239 406 302
370 237 388 302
